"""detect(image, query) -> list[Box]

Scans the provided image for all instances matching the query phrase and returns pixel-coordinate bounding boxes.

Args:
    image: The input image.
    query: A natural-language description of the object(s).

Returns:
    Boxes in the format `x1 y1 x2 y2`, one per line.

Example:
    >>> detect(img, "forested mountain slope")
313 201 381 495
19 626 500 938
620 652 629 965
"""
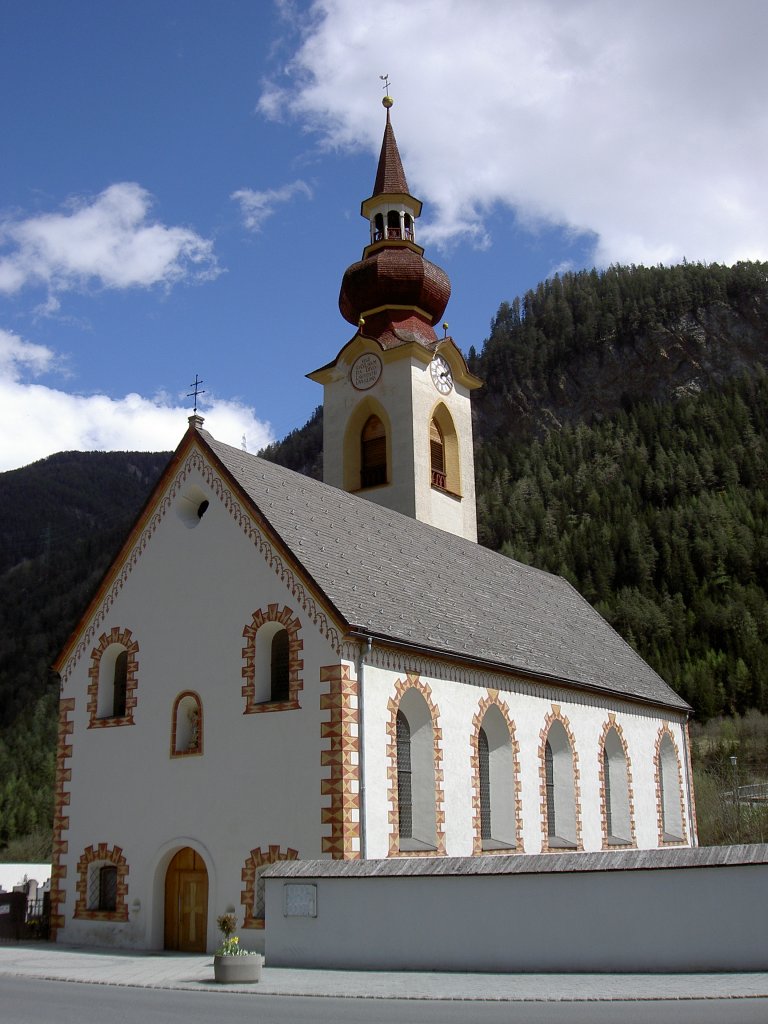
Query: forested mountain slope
0 452 170 848
1 260 766 855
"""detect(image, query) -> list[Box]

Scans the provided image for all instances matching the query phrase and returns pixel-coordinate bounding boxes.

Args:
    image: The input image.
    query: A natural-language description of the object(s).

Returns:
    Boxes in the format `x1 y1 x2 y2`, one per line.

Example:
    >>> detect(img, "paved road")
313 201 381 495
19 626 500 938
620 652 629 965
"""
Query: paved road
3 979 768 1024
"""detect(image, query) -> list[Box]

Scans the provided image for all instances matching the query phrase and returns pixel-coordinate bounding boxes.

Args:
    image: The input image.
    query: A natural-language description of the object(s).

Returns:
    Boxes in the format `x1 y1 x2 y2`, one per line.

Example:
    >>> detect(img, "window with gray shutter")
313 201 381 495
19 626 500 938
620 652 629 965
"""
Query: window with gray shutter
396 710 412 839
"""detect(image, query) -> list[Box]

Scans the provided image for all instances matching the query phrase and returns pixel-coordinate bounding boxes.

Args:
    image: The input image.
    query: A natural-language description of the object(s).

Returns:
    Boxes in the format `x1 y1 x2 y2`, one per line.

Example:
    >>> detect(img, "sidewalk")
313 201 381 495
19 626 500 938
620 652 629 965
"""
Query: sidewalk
1 944 768 1002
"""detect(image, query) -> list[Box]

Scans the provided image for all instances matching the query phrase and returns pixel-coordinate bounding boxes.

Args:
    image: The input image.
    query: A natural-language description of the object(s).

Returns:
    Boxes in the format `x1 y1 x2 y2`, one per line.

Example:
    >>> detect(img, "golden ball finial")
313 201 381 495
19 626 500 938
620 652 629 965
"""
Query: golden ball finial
382 95 394 109
358 315 366 329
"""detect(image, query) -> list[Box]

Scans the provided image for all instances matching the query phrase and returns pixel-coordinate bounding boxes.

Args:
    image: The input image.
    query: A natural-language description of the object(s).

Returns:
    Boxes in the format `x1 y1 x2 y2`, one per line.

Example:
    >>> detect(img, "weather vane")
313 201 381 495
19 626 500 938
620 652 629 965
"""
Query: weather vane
187 374 206 414
380 73 391 95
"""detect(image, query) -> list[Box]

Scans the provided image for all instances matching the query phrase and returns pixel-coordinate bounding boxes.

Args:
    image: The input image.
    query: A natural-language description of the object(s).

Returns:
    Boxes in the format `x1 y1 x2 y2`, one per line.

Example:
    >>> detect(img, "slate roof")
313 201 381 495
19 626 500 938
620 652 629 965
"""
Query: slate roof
204 431 689 713
263 844 768 879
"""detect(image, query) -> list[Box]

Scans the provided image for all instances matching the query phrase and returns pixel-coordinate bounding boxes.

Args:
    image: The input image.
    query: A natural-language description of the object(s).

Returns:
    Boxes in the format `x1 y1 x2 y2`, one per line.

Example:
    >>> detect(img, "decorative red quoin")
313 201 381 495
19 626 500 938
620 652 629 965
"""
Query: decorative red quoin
320 664 361 859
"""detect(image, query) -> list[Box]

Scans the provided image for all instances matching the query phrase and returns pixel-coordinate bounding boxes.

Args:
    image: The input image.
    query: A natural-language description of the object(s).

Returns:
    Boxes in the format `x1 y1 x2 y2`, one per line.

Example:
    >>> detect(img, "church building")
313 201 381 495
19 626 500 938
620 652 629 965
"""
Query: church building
50 98 696 954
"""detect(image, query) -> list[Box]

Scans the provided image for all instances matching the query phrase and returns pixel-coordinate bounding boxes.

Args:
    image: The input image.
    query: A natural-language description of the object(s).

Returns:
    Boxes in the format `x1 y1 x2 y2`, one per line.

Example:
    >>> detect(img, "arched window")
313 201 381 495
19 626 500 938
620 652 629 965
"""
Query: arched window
403 212 413 240
241 606 303 713
386 209 401 239
171 692 203 757
543 720 578 849
658 731 685 842
477 705 517 851
270 628 290 702
91 638 137 723
430 419 446 489
396 711 412 839
361 415 387 488
395 689 437 852
373 212 384 241
478 727 491 842
429 404 461 496
112 651 128 718
601 726 633 845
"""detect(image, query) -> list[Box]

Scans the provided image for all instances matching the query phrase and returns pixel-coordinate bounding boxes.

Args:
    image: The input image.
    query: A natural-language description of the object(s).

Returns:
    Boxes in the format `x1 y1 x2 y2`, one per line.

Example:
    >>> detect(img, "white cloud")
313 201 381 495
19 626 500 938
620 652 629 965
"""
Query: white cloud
0 183 219 297
231 180 312 232
0 329 273 472
261 0 768 268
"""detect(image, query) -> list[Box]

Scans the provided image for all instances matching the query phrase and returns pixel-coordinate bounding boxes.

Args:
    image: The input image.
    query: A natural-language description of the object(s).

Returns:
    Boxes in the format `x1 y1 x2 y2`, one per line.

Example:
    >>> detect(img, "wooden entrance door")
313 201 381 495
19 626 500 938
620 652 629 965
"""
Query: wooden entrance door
164 848 208 951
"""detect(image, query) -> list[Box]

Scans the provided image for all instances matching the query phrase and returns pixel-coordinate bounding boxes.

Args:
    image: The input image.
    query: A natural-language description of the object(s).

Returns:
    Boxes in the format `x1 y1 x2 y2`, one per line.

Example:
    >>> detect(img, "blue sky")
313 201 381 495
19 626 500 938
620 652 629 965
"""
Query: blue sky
2 0 766 471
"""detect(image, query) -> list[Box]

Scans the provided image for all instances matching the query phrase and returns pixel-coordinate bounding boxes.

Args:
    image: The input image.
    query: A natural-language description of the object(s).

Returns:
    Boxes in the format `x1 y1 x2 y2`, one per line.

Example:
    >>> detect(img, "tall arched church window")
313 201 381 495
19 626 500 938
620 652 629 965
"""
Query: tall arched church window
403 212 413 240
361 415 387 488
394 689 438 852
270 628 290 703
657 731 685 842
477 706 517 851
430 419 446 489
601 726 633 845
478 727 492 841
543 719 578 849
374 212 384 241
386 209 401 239
396 711 412 840
545 741 556 837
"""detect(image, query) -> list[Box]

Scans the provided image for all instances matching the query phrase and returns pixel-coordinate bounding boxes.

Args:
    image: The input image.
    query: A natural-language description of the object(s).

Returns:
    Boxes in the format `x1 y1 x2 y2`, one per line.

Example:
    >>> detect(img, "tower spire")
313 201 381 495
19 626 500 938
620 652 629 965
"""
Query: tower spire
338 97 450 349
372 96 409 197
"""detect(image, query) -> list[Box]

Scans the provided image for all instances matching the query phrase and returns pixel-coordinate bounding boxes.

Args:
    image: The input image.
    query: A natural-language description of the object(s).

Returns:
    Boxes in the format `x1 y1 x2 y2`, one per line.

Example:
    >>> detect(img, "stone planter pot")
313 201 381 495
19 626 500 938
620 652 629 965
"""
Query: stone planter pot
214 953 263 984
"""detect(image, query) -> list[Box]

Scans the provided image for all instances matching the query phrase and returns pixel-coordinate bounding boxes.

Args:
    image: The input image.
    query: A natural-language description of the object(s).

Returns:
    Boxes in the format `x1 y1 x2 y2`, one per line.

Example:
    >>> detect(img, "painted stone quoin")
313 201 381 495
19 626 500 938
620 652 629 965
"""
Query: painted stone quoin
51 98 695 953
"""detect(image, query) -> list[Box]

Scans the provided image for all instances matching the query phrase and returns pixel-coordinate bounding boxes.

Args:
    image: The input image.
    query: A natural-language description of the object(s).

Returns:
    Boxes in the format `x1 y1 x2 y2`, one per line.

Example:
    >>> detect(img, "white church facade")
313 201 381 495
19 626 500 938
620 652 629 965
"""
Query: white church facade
50 99 695 954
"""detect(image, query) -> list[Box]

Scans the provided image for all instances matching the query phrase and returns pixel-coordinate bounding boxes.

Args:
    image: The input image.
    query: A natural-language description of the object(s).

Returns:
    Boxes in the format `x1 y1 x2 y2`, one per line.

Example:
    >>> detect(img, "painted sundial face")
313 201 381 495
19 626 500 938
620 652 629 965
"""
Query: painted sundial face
430 354 453 394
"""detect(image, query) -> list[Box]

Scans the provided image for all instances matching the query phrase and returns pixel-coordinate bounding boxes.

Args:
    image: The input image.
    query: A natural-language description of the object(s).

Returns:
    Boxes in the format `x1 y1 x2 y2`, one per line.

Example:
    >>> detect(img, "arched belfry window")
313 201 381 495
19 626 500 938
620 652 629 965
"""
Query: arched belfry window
373 212 384 242
430 419 446 489
403 212 413 240
429 404 461 497
386 209 401 239
361 415 387 488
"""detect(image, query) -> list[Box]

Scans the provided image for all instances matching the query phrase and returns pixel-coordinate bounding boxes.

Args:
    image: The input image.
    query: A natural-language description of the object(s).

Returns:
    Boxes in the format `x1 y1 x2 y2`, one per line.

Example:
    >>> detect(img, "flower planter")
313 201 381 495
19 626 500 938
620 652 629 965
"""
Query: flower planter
213 953 263 984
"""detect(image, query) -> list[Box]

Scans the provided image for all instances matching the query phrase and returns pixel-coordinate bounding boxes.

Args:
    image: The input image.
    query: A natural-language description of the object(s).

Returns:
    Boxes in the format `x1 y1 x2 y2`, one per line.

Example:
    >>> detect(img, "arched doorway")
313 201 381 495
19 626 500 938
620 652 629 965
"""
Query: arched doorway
164 848 208 951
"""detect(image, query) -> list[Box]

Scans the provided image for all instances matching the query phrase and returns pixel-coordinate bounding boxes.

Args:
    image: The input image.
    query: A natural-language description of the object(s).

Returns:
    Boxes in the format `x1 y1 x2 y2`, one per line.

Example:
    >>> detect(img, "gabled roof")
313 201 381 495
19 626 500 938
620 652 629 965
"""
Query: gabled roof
201 430 689 713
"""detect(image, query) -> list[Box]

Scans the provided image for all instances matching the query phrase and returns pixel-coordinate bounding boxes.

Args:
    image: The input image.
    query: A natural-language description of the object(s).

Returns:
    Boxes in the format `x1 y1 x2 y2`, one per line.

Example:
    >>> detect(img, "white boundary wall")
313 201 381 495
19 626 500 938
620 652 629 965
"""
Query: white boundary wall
264 846 768 973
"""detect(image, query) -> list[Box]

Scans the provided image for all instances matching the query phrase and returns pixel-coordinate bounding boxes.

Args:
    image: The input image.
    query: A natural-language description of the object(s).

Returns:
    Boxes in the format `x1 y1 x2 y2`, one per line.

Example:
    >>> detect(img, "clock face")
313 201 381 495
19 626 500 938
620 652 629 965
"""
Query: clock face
430 355 453 394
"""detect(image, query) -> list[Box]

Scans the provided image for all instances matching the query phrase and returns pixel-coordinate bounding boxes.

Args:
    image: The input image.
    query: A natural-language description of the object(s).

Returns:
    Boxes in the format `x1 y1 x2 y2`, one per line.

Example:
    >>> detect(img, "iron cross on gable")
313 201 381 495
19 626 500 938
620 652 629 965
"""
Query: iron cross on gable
187 374 206 414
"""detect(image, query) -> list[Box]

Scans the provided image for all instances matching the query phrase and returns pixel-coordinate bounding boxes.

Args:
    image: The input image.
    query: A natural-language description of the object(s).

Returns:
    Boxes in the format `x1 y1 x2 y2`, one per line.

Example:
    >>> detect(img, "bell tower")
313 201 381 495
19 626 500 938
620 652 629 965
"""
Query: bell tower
308 96 482 542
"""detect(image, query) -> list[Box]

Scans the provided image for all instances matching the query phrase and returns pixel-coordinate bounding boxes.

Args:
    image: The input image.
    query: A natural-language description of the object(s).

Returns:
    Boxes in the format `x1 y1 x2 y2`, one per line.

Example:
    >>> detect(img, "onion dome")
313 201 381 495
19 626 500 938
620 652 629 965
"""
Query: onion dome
338 97 451 347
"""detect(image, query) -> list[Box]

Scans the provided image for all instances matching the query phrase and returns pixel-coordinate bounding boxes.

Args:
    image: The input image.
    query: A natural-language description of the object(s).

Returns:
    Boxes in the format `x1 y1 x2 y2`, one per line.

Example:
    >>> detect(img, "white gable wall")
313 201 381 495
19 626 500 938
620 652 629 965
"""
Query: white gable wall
56 451 342 951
